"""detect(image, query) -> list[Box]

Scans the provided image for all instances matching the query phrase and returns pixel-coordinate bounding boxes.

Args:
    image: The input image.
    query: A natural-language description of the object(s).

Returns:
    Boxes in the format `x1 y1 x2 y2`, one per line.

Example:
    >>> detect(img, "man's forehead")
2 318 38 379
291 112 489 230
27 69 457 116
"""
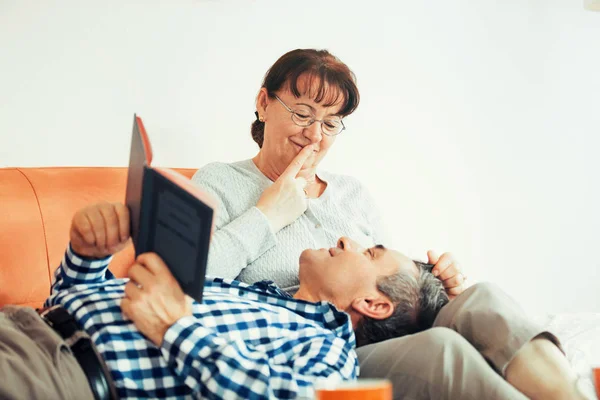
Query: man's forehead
383 248 418 277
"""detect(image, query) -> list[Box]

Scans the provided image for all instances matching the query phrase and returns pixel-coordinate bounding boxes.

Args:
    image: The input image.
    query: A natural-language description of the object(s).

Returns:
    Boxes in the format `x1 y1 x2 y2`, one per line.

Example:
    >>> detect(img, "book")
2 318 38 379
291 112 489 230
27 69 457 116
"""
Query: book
124 114 216 303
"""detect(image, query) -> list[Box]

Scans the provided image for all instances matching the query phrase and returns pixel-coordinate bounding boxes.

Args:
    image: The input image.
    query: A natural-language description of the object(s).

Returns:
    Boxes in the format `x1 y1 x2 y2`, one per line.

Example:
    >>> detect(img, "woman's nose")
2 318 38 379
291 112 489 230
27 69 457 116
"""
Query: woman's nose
303 122 323 144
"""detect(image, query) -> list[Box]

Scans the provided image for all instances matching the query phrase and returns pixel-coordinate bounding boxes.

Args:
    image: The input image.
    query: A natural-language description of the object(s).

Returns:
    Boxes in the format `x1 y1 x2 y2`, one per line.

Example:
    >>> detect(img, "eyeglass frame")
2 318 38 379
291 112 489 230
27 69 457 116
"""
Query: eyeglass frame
273 94 346 137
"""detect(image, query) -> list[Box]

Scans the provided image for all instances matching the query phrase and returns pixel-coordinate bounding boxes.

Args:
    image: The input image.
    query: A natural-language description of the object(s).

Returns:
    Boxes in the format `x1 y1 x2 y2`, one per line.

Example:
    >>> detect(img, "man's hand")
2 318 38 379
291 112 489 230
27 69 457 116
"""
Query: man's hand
121 253 193 346
256 145 314 233
70 202 130 258
428 250 467 300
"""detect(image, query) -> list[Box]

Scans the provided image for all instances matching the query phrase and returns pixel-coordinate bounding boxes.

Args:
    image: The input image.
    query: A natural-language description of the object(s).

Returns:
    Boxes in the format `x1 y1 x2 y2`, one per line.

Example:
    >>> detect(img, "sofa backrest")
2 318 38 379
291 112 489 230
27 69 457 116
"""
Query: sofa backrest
0 167 196 308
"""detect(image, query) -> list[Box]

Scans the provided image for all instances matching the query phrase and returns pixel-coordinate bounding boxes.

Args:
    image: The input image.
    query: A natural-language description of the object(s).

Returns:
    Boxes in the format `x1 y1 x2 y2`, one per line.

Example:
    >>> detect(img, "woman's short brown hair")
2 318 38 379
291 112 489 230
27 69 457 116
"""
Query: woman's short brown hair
251 49 360 148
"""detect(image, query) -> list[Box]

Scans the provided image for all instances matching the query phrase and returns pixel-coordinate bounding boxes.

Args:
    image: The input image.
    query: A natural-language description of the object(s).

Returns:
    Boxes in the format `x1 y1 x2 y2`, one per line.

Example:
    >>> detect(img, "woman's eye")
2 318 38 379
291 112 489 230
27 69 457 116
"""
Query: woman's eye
295 113 311 120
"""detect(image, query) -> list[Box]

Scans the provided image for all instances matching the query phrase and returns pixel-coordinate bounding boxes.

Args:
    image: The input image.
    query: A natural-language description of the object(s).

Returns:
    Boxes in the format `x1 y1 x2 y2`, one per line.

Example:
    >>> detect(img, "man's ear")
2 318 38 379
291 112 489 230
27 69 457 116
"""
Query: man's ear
255 88 270 120
350 295 394 320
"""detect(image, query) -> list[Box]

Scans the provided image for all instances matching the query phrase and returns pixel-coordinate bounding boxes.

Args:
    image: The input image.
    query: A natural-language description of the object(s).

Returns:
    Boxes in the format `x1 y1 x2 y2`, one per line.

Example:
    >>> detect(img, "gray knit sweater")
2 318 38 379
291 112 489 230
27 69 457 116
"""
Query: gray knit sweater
192 159 386 293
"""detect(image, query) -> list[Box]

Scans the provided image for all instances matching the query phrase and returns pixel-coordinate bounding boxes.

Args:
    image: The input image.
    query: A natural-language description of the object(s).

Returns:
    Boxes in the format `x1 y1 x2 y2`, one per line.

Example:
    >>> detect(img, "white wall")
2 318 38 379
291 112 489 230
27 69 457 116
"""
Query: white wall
1 0 599 314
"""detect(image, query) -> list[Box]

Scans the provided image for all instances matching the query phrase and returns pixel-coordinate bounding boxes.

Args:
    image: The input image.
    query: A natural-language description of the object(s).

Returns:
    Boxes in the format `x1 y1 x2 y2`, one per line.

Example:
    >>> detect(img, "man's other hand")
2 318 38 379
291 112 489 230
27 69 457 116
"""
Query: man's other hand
70 202 130 258
121 253 193 346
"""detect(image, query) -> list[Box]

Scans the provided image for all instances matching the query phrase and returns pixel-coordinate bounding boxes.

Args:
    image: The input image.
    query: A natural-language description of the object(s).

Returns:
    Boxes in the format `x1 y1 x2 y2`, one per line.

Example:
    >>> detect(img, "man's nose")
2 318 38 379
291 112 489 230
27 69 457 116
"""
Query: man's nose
337 237 361 252
303 121 323 144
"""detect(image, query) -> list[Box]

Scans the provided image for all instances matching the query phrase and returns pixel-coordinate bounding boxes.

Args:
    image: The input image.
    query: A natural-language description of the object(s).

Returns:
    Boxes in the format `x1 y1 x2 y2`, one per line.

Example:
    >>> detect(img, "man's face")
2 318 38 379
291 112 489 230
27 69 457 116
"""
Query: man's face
298 237 419 310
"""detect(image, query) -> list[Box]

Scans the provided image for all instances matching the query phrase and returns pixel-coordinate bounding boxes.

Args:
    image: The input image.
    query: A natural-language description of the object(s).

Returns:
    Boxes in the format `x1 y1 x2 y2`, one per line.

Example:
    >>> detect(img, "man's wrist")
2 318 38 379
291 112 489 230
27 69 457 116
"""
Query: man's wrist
61 243 113 283
161 316 197 349
69 243 109 261
152 324 171 347
68 243 112 262
154 310 193 346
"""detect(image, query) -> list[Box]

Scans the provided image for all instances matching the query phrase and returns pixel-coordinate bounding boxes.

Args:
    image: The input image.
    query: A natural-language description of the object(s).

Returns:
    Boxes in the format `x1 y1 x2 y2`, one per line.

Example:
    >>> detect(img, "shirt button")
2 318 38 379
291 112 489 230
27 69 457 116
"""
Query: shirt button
315 223 321 229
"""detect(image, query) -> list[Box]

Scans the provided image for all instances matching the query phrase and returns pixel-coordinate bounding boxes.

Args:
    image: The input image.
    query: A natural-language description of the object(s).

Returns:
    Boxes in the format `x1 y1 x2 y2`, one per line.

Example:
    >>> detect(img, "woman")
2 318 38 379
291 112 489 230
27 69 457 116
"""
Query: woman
192 49 585 399
192 48 465 296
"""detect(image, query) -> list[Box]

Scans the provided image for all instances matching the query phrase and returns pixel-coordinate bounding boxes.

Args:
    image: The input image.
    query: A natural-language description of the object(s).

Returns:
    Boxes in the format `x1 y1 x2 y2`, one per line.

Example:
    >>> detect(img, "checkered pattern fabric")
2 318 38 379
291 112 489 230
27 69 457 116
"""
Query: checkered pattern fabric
45 245 358 399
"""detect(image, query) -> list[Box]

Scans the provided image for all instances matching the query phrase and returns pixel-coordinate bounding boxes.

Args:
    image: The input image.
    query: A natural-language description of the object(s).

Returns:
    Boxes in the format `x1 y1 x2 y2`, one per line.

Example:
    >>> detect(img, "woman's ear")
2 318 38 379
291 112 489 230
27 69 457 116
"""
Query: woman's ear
255 88 270 121
351 296 394 321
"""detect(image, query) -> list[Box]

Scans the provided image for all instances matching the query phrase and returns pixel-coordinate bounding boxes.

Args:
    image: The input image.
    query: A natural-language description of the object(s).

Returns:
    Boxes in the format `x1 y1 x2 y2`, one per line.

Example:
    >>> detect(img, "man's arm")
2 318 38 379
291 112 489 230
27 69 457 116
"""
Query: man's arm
161 318 356 399
48 244 114 294
45 202 130 305
120 253 358 399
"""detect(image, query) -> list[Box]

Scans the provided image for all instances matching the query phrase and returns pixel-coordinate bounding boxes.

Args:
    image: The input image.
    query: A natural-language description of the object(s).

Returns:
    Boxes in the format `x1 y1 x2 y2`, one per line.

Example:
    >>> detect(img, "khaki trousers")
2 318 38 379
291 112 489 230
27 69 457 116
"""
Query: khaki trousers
357 282 561 400
0 306 94 400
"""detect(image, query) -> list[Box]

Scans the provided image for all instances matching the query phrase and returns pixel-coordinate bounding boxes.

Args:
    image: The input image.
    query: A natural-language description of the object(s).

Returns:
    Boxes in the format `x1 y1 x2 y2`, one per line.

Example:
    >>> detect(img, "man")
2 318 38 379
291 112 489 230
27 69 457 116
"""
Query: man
0 202 587 400
0 202 447 399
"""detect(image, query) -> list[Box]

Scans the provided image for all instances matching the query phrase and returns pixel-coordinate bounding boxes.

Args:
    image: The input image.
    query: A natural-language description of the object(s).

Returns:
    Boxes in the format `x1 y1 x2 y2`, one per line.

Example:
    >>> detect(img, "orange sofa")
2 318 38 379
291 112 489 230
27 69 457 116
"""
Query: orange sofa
2 169 600 397
0 167 196 308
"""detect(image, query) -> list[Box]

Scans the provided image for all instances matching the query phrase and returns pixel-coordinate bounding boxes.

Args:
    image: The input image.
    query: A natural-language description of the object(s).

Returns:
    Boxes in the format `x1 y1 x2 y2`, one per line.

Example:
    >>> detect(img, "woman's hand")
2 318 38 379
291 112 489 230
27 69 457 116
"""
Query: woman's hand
256 145 314 233
427 250 467 300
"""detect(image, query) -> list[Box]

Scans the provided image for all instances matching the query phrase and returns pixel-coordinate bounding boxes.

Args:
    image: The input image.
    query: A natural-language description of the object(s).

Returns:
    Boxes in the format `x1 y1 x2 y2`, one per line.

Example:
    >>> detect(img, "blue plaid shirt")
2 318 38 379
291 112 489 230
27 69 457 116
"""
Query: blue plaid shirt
45 245 359 399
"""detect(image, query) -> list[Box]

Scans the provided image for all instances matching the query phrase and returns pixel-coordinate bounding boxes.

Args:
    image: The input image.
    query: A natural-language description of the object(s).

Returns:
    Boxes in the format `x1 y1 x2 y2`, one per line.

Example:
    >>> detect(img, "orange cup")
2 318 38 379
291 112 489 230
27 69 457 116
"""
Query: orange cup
315 379 392 400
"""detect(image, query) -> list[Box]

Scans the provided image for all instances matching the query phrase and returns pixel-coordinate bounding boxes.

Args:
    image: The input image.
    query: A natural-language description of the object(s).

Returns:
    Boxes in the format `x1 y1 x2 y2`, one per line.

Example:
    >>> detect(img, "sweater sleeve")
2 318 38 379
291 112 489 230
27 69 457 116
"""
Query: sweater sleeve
192 163 278 279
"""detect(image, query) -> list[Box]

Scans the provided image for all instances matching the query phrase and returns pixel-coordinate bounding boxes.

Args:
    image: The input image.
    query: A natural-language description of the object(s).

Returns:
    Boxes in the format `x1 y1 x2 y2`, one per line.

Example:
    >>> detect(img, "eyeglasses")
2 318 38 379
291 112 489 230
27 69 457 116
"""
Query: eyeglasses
274 95 345 136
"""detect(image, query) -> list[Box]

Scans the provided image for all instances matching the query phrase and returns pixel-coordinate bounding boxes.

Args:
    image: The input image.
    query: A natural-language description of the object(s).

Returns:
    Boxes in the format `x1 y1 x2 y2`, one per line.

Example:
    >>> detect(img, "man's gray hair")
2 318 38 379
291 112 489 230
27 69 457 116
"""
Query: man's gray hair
354 263 449 347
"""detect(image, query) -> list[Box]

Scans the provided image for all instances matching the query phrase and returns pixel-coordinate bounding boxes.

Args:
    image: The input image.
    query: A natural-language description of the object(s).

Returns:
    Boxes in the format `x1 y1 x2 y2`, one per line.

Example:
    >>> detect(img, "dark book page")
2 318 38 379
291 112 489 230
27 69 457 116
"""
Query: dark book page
138 169 213 302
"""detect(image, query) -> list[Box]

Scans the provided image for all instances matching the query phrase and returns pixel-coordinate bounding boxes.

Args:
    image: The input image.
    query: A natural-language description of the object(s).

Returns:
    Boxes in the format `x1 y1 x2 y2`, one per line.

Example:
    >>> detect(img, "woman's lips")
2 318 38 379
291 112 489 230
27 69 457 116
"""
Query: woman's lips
291 141 318 153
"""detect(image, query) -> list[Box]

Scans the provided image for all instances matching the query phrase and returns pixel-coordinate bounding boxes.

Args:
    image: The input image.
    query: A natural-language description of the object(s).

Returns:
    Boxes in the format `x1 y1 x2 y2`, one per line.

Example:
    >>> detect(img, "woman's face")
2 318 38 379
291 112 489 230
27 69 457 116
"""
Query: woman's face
257 78 344 174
